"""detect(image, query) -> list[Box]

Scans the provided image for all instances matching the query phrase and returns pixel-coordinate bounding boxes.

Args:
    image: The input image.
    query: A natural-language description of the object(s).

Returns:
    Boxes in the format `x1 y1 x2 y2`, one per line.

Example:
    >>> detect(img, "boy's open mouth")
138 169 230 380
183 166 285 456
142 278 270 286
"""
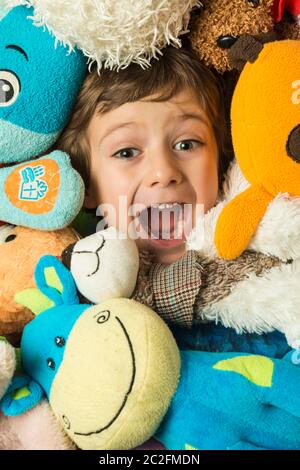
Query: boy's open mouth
138 202 188 242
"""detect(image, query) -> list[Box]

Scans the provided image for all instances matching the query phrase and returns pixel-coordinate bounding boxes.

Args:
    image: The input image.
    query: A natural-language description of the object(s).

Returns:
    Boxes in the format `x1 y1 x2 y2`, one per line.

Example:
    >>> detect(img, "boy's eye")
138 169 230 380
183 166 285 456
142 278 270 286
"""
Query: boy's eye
113 148 140 159
173 140 202 151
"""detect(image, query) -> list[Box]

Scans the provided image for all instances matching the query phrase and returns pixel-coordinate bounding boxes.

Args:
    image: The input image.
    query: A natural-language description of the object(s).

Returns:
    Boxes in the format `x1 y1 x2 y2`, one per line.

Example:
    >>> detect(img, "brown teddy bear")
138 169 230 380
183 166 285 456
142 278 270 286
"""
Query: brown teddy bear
0 225 79 344
189 0 300 74
189 0 275 74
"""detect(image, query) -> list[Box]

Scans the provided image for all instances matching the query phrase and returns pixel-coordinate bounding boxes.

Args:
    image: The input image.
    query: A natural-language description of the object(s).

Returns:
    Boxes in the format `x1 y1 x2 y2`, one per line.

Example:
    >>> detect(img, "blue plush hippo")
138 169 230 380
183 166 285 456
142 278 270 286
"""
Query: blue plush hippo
0 5 86 229
2 255 300 450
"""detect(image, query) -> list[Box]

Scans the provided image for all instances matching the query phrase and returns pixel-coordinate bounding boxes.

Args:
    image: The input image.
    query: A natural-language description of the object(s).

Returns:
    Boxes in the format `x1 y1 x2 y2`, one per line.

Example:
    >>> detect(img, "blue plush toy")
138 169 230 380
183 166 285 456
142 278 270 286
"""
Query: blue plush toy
2 255 300 450
0 5 86 229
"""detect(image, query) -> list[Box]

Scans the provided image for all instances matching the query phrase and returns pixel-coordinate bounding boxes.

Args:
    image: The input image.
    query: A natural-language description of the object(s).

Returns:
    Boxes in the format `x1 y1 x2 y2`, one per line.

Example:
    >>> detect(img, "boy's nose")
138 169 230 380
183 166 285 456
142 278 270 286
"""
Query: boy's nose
144 150 183 188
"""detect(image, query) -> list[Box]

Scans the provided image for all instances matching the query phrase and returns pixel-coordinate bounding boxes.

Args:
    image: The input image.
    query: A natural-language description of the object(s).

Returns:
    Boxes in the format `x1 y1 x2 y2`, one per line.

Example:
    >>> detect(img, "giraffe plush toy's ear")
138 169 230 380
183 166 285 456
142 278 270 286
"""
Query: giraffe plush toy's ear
15 255 79 315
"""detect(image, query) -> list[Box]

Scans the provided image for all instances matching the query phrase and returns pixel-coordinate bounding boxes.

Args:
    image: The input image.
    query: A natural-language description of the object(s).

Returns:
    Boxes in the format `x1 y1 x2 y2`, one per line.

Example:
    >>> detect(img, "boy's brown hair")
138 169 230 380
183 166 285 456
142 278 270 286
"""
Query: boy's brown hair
56 46 230 189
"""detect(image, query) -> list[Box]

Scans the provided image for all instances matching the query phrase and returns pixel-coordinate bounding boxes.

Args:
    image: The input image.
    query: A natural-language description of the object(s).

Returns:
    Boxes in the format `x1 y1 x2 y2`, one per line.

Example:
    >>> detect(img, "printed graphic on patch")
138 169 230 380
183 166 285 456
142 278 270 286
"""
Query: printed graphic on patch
19 166 48 201
5 159 60 214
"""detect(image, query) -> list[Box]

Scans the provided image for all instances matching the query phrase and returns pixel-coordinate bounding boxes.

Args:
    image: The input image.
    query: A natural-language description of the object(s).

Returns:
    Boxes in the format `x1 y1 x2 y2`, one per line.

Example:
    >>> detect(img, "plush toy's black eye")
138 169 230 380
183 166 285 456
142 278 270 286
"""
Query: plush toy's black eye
47 358 55 370
217 35 238 49
248 0 260 7
5 234 16 242
55 336 65 347
287 124 300 163
0 70 20 107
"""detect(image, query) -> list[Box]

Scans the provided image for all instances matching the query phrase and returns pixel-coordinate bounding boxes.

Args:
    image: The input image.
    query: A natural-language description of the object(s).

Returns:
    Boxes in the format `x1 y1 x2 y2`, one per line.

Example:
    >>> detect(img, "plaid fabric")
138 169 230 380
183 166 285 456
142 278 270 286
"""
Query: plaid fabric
148 250 202 328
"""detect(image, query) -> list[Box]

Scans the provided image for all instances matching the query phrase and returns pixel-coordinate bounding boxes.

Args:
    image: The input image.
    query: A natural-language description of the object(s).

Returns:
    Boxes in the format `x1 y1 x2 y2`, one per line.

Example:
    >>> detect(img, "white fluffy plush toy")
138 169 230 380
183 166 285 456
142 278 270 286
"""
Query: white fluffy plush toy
188 160 300 348
8 0 200 70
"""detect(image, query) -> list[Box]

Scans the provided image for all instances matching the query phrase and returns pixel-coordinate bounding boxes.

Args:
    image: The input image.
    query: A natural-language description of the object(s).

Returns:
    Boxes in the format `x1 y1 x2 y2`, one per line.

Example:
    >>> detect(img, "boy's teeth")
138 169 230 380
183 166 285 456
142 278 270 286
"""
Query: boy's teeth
151 202 181 210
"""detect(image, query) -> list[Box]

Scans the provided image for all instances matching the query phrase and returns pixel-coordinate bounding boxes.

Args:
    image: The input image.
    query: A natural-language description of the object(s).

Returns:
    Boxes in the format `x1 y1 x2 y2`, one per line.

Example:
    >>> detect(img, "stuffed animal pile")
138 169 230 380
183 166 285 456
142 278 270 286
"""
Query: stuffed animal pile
0 5 86 230
0 0 201 450
3 250 300 450
2 0 300 452
185 36 300 349
8 0 199 70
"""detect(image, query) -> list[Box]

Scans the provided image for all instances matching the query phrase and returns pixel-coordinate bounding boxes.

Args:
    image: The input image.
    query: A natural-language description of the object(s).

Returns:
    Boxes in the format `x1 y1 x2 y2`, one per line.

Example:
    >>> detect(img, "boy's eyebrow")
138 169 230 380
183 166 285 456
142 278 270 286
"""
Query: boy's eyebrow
175 112 208 126
99 121 136 144
99 113 208 145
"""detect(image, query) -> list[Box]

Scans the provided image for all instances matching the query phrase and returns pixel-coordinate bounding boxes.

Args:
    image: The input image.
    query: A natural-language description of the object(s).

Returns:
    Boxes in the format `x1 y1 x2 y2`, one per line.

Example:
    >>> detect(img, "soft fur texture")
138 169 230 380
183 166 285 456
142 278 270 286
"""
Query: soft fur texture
214 40 300 259
7 256 180 450
0 341 15 399
0 5 86 230
189 0 300 74
0 224 79 340
189 0 275 73
0 152 85 230
9 0 200 70
6 256 300 450
188 160 300 347
0 401 75 450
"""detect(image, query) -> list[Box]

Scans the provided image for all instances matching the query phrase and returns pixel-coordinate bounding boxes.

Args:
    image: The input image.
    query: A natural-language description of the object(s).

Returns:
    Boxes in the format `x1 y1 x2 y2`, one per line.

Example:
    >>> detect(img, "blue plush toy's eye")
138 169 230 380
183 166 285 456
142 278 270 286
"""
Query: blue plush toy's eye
0 70 20 107
47 358 56 370
55 336 65 347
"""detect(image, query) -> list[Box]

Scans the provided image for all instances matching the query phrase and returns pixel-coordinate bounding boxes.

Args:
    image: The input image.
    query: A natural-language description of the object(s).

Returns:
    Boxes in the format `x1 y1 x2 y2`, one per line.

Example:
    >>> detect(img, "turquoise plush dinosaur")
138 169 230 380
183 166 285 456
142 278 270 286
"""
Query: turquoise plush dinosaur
2 255 300 450
0 5 86 229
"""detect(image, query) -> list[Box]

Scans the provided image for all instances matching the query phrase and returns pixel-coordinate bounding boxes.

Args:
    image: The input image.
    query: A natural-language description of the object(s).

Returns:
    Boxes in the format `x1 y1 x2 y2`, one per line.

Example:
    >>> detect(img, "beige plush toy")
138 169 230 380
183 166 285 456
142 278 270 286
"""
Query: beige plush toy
0 401 76 450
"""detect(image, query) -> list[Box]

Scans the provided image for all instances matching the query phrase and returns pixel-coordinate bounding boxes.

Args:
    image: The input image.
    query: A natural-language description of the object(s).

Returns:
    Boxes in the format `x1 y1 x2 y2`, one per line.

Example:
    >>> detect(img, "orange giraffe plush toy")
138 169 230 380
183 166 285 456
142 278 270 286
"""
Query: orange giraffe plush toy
214 38 300 259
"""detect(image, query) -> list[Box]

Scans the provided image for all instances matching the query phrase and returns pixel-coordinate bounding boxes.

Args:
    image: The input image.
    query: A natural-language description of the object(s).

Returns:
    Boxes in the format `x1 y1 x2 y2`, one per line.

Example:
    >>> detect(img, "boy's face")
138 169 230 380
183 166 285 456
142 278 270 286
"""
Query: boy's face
85 88 218 264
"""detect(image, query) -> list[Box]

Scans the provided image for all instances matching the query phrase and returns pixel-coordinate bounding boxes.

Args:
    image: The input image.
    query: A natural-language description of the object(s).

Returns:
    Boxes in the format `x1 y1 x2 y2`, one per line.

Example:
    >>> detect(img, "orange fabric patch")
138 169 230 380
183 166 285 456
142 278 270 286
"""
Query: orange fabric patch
5 159 60 215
